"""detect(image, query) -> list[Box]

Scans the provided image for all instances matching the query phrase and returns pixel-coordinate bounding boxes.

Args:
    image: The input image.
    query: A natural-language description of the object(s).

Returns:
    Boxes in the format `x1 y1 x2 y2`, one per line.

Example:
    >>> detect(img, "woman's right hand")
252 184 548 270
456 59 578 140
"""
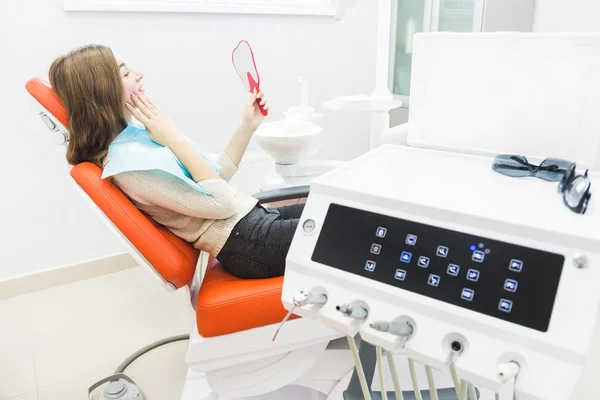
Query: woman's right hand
126 93 186 147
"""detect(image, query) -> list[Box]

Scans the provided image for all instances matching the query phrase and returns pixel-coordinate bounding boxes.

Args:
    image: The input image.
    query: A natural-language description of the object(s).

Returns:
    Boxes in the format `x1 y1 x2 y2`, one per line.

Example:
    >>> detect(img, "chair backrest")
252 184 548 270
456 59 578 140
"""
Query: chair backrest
25 77 197 289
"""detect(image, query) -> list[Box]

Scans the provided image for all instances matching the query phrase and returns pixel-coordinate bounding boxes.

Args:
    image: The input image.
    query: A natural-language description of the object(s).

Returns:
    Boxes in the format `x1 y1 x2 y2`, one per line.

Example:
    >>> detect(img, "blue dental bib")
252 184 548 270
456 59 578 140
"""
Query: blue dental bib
101 121 221 195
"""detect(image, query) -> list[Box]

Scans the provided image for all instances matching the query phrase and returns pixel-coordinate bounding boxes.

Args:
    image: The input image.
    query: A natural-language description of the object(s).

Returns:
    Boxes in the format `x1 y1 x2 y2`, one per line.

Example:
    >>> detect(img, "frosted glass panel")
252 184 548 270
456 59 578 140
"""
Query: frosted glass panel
438 0 476 32
392 0 425 97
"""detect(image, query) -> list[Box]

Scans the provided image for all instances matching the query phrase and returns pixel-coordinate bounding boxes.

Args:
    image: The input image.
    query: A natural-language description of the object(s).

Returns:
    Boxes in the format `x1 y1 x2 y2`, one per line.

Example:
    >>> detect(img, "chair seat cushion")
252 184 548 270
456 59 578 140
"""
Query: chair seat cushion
196 258 299 337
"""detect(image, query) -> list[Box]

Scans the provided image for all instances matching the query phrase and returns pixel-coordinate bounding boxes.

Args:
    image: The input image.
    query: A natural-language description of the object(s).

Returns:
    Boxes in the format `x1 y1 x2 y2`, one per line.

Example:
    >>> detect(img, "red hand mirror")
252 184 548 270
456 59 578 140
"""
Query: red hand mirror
232 40 268 116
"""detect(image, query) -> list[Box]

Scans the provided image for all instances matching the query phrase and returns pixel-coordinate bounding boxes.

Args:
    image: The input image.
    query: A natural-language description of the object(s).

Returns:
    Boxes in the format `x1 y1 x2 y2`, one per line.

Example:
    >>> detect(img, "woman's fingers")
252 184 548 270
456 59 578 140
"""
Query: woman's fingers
247 89 258 106
139 93 158 114
131 94 154 118
125 102 149 124
247 89 268 110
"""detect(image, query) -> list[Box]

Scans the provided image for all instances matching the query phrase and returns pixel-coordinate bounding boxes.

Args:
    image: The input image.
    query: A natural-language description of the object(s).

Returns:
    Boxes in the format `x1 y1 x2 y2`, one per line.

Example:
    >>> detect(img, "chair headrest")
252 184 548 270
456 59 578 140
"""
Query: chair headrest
25 77 69 129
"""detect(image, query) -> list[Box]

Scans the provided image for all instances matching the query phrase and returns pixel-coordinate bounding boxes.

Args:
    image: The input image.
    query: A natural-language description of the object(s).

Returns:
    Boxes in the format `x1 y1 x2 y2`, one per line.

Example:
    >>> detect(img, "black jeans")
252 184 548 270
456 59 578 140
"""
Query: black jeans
216 203 306 279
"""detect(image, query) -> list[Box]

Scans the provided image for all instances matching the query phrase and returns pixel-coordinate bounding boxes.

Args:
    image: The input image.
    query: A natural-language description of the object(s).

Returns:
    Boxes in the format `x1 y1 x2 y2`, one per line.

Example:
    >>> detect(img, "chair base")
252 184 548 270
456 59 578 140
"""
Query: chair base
181 368 330 400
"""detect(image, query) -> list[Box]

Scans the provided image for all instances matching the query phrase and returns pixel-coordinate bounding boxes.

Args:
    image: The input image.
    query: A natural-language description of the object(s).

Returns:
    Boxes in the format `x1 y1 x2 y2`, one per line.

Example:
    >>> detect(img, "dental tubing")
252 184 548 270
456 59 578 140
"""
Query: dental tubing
376 346 388 400
408 359 424 400
460 380 468 400
347 335 373 400
327 300 476 400
449 362 467 400
425 365 439 400
386 351 404 400
468 383 477 400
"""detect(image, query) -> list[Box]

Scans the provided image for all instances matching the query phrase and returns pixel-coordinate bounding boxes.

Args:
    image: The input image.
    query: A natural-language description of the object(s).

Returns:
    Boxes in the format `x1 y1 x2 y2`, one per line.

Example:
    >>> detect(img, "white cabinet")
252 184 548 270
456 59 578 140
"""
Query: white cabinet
388 0 536 105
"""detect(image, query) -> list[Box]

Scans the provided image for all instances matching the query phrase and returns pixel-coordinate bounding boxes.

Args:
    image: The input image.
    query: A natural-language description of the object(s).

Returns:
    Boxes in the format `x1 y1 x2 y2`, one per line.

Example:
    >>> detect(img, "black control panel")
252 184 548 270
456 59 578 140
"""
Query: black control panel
311 204 565 332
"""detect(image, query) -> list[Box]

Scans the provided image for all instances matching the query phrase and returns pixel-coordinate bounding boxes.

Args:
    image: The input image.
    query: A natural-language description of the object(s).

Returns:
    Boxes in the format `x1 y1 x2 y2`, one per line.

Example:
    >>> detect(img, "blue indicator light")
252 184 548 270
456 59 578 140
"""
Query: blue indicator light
470 245 476 251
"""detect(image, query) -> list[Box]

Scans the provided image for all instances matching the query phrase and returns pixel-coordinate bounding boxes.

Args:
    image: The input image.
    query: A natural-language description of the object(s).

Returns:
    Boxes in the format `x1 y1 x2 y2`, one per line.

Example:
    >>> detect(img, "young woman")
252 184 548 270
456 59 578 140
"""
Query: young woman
49 44 305 279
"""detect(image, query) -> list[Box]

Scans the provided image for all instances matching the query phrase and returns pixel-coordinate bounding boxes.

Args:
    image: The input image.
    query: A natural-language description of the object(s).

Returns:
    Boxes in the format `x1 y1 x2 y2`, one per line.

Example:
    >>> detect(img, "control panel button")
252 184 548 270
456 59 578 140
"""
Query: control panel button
365 260 376 272
395 269 407 281
509 259 523 272
376 227 387 238
447 264 460 276
428 274 441 287
418 256 430 268
466 269 480 282
405 234 417 246
437 246 449 258
400 252 412 263
472 250 485 263
302 219 316 233
504 279 518 292
461 288 474 301
499 299 513 313
370 244 381 255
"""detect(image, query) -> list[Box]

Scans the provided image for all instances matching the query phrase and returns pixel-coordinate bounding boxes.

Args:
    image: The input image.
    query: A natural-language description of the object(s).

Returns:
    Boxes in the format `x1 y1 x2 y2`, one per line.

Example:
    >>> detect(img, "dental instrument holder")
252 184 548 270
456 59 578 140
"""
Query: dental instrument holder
280 144 600 400
254 77 345 190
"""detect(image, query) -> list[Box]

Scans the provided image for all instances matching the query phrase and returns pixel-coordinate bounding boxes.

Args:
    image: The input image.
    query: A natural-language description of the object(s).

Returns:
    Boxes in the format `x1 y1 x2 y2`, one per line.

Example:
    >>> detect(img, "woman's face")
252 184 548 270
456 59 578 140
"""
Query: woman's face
114 54 144 107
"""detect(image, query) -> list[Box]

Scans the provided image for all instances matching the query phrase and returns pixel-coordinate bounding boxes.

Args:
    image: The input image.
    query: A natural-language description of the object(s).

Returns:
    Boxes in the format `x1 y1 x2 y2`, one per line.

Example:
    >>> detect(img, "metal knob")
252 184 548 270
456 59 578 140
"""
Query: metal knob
302 219 316 233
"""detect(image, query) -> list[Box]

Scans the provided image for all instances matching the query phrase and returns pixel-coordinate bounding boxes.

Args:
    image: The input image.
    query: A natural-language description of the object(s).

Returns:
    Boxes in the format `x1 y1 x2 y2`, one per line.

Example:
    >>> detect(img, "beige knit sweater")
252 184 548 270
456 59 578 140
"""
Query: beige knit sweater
110 152 258 258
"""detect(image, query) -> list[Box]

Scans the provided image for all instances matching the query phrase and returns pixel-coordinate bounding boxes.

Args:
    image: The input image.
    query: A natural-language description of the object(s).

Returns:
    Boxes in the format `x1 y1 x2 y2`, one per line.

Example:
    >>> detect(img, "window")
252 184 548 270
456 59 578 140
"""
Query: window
389 0 484 105
64 0 340 17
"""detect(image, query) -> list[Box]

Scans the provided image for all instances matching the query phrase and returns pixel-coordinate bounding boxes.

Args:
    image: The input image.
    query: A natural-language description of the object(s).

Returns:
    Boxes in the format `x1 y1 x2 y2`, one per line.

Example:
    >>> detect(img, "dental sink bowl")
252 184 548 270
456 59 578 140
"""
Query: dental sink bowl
254 107 323 165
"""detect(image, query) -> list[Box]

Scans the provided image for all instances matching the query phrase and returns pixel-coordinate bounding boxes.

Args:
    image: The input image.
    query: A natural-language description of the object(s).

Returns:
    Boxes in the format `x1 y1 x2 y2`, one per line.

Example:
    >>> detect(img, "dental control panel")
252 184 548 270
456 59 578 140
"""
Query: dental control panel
282 145 600 400
311 204 564 332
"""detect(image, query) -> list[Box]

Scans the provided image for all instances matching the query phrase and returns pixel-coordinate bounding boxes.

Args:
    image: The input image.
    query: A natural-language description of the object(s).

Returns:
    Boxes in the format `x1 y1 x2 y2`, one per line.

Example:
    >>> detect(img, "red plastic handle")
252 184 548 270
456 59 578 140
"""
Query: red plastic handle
247 72 268 116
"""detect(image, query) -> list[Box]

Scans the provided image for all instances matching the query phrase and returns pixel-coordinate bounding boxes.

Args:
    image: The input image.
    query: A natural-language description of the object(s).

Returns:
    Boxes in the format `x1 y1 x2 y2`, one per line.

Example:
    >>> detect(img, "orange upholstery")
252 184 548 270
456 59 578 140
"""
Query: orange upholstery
26 76 299 338
70 163 198 288
197 258 299 338
25 77 69 129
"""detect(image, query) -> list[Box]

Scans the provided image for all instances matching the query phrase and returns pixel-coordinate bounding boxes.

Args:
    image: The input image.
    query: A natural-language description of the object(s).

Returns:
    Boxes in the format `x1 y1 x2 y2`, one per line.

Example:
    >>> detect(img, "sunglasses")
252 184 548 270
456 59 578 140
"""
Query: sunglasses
492 154 592 214
491 154 573 182
558 163 592 214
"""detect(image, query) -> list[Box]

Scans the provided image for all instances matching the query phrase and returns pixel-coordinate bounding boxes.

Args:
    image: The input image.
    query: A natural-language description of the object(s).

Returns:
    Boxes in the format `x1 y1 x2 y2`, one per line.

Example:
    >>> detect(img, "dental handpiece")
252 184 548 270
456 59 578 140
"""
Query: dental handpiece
370 319 414 337
294 288 328 307
273 287 328 341
337 303 369 320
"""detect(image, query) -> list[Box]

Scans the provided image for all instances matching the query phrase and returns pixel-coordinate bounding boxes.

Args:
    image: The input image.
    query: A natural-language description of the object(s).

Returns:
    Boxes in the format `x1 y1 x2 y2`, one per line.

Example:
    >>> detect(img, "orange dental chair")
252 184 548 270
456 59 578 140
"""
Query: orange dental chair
25 77 354 400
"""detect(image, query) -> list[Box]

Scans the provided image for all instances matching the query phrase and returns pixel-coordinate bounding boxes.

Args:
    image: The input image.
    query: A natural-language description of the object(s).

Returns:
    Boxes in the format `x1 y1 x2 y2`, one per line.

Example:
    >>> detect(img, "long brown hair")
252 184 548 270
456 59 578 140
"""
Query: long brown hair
49 44 127 167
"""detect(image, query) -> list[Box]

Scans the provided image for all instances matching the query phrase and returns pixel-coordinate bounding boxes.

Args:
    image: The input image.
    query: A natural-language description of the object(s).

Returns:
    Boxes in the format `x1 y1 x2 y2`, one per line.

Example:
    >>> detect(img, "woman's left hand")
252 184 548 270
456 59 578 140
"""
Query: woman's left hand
241 89 269 133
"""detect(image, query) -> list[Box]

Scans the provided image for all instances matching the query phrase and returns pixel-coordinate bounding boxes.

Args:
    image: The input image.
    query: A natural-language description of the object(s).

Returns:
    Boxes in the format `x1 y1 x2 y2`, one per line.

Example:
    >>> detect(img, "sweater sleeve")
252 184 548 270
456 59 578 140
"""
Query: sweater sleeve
215 152 239 183
112 169 238 220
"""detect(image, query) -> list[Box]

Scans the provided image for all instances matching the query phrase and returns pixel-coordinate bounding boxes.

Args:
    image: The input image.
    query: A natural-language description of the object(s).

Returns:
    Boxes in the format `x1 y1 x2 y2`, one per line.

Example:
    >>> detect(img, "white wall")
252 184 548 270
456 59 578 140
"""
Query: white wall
533 0 600 32
0 0 377 280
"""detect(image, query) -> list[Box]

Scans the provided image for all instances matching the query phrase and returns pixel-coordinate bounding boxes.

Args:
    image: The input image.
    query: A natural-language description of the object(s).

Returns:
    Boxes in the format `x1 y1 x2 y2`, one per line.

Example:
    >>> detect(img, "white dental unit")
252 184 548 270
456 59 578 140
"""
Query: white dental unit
277 32 600 400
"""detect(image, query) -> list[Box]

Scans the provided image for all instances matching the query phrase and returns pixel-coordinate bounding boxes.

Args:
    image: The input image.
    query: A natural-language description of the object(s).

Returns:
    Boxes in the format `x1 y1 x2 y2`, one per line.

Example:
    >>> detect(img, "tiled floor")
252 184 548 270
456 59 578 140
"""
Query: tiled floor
0 267 194 400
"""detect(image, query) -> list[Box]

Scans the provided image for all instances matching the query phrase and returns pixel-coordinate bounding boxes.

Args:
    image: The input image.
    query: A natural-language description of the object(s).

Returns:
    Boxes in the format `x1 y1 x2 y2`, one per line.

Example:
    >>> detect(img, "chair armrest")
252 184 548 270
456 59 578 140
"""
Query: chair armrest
252 185 310 204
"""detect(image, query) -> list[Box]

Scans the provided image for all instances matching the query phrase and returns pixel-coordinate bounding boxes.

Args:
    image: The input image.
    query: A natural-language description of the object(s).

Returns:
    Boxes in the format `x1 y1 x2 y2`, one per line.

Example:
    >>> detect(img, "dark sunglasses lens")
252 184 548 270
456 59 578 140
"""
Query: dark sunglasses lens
492 155 531 177
558 164 576 192
564 176 591 208
537 158 573 181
